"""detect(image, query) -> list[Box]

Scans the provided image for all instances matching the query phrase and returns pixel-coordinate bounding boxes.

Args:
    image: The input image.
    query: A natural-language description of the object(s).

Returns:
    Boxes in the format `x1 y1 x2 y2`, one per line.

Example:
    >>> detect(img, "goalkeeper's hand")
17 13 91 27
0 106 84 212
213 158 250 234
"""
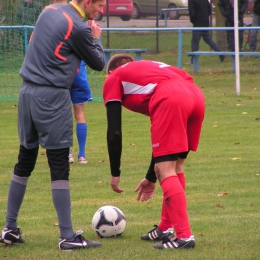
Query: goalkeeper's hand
135 178 156 202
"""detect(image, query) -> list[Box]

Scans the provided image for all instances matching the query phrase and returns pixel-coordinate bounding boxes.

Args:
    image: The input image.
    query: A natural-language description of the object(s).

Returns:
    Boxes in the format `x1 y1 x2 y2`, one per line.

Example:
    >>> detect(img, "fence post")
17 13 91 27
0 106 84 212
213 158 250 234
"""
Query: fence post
24 27 28 54
177 29 183 68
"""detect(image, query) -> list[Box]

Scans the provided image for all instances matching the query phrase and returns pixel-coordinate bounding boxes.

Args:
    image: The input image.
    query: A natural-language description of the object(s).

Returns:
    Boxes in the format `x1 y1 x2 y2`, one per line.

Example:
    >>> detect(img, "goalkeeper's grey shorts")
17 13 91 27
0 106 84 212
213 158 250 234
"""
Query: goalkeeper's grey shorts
18 82 73 150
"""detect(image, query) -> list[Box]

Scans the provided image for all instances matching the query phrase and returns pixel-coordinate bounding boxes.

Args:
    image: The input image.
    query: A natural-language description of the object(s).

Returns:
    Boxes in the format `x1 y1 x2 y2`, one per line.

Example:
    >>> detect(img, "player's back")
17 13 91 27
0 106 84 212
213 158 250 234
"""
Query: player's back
103 60 196 115
20 4 82 88
112 60 194 86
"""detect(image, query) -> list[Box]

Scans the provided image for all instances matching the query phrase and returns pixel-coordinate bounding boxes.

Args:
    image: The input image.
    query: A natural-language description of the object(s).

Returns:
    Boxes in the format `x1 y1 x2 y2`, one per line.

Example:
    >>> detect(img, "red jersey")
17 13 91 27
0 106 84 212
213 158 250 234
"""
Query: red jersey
103 60 194 115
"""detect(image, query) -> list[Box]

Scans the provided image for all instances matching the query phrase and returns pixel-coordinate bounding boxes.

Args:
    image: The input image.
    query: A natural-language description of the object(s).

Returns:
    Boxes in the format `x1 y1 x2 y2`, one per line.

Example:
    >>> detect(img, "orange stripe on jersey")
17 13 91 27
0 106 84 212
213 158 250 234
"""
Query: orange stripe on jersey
29 31 34 42
62 12 73 40
44 5 58 11
54 42 67 61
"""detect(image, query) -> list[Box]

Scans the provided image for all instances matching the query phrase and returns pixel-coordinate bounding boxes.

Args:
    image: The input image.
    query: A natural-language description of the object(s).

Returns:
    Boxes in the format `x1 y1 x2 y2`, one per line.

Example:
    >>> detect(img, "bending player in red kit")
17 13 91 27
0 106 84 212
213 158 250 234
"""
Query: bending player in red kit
103 54 205 250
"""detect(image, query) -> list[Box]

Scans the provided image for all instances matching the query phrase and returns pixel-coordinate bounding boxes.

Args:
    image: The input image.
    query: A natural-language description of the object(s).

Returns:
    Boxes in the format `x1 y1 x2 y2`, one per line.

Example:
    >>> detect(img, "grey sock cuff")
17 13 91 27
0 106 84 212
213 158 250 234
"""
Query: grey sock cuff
12 173 28 185
51 180 70 190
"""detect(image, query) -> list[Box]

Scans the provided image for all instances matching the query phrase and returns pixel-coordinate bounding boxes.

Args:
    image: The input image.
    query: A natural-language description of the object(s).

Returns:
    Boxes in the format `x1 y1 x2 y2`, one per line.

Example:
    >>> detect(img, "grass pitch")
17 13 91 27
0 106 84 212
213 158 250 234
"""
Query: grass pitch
0 72 260 259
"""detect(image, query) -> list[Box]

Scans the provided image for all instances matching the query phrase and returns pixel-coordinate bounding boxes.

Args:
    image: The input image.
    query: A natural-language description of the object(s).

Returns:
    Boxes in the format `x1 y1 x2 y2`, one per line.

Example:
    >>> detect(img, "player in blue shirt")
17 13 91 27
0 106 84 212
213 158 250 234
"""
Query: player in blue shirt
69 60 92 164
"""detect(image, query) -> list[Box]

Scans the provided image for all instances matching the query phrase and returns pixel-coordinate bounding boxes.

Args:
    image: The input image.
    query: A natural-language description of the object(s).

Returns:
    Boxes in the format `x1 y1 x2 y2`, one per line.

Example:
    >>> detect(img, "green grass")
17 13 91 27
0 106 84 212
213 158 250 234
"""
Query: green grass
1 28 260 259
0 72 260 259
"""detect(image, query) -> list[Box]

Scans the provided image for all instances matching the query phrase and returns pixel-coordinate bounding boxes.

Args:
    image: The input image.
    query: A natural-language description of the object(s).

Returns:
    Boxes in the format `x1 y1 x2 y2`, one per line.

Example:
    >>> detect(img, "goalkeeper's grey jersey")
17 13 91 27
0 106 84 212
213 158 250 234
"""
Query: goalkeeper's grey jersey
20 3 105 89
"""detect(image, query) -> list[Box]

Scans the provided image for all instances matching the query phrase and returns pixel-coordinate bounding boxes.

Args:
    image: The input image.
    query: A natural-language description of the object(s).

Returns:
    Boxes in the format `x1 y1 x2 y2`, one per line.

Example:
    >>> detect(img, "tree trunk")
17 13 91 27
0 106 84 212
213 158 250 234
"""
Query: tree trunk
215 0 228 50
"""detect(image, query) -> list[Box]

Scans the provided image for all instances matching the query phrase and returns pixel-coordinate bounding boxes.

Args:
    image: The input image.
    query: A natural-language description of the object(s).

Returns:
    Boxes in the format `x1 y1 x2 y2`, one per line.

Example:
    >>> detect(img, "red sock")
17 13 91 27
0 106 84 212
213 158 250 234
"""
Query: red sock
158 172 186 231
177 172 186 190
158 198 172 231
161 175 192 239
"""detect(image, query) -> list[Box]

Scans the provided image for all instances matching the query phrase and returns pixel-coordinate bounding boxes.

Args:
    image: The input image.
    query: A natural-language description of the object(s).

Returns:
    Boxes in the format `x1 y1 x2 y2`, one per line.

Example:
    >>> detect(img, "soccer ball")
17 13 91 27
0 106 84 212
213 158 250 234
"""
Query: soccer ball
92 205 126 238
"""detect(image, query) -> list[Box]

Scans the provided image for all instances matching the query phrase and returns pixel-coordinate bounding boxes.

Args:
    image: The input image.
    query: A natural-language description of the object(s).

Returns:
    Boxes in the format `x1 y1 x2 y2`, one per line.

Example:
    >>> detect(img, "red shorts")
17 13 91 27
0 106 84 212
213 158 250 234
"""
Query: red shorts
149 79 205 158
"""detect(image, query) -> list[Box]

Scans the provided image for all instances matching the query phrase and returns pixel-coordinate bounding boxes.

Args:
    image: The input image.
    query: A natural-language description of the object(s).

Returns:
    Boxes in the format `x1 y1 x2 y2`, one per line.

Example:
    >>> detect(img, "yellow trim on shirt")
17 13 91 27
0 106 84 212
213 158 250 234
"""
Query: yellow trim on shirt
69 1 86 19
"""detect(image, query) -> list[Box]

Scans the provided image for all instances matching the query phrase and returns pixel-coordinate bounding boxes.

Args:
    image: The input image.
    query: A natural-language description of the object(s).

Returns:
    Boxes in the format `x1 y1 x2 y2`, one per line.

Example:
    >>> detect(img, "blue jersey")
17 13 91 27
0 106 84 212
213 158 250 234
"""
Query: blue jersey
70 61 92 105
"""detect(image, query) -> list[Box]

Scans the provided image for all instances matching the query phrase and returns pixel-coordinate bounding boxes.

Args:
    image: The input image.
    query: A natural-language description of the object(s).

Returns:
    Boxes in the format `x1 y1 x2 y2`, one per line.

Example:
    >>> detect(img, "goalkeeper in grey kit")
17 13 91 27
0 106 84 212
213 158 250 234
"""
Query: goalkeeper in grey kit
0 0 106 251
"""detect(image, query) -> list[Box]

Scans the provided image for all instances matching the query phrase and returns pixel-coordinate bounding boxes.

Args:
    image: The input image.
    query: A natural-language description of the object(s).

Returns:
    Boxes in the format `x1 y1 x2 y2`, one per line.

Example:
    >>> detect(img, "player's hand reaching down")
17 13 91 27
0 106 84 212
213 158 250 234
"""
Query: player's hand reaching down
135 178 155 202
110 176 124 193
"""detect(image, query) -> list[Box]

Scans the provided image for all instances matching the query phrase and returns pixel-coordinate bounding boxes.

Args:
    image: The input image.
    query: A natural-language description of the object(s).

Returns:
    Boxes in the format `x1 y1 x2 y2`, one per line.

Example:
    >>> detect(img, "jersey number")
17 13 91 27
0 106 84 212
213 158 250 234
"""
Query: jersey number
152 61 170 68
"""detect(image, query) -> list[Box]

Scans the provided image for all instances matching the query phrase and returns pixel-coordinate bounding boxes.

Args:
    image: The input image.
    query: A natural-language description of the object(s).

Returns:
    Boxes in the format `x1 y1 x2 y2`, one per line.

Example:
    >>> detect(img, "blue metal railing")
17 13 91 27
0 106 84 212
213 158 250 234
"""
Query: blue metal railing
0 26 34 53
0 25 256 68
101 27 256 68
159 8 189 26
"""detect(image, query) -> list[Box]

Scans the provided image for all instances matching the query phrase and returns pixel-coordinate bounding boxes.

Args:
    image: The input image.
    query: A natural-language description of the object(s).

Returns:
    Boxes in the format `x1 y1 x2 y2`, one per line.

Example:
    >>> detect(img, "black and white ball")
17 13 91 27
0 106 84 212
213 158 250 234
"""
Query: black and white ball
92 205 126 238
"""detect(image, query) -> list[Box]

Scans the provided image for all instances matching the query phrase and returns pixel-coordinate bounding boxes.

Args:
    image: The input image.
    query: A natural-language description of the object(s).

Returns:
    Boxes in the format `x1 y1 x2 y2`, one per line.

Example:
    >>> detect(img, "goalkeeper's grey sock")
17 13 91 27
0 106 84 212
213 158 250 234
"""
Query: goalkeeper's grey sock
6 174 28 229
51 180 74 239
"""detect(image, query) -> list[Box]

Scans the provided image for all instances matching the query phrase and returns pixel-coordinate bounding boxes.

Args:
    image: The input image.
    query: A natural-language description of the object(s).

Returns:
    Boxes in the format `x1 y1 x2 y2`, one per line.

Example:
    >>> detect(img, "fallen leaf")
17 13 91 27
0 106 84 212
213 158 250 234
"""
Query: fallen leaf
248 96 252 100
234 142 240 145
216 204 225 209
217 192 229 197
255 118 260 120
242 112 247 115
130 143 135 146
54 222 59 226
236 104 242 106
99 160 104 163
230 157 241 160
98 181 103 184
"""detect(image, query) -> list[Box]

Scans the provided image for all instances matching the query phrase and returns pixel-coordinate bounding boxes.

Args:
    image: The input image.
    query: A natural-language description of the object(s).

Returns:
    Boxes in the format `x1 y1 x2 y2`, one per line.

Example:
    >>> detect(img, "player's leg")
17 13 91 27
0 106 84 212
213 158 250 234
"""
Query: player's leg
1 145 39 244
157 157 187 233
149 81 198 249
47 147 74 240
38 88 75 241
153 81 204 249
46 147 100 250
176 152 189 190
70 60 92 164
141 156 173 241
73 104 88 164
40 87 100 250
153 159 194 249
1 85 39 244
153 155 188 238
